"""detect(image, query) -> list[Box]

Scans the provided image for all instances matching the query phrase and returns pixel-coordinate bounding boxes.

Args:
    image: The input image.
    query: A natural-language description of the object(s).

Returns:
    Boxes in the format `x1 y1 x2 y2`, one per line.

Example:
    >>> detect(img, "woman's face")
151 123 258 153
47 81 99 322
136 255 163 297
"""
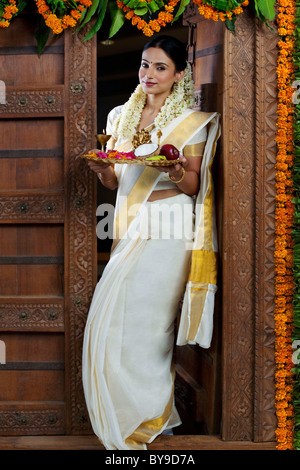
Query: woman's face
139 47 184 99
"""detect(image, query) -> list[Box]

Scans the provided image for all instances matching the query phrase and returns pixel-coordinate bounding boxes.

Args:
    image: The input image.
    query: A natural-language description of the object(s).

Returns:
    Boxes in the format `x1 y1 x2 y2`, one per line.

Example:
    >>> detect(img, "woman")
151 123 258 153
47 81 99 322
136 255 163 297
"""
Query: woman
82 35 220 450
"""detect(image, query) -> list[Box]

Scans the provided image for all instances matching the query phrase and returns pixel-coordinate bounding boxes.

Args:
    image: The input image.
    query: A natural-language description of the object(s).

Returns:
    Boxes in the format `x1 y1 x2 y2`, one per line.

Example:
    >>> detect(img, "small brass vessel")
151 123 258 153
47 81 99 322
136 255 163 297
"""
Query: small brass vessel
96 133 112 152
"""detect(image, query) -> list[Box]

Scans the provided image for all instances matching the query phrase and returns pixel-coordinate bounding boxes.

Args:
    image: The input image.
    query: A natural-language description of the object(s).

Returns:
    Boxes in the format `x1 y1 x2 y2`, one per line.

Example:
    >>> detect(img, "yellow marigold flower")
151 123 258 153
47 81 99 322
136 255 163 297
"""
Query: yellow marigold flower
148 19 160 32
125 11 135 20
45 14 64 34
137 19 146 30
3 11 12 19
0 20 10 27
71 9 81 20
158 11 173 23
131 15 139 26
79 0 92 7
62 14 76 27
143 26 154 37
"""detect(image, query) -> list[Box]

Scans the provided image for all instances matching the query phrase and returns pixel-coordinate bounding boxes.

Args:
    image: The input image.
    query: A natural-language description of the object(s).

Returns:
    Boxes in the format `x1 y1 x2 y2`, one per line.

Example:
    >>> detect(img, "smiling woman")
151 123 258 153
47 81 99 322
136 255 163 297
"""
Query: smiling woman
82 34 220 450
138 47 185 127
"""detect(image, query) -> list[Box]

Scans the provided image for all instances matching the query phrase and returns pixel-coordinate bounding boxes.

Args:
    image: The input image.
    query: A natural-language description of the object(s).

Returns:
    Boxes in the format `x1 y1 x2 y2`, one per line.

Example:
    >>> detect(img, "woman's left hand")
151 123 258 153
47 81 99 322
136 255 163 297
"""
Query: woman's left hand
155 154 187 179
154 153 202 196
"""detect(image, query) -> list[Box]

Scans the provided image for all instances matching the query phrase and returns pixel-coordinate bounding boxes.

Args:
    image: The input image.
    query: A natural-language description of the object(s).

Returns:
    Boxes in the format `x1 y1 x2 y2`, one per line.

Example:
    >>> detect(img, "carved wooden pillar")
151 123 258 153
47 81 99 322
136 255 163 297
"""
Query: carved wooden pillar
222 13 277 443
64 29 97 434
184 5 277 443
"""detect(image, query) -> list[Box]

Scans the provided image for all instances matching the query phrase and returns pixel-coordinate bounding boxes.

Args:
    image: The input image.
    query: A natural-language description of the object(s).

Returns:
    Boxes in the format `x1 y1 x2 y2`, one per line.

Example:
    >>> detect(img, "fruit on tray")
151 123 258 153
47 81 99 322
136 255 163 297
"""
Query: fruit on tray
145 155 167 161
159 144 179 160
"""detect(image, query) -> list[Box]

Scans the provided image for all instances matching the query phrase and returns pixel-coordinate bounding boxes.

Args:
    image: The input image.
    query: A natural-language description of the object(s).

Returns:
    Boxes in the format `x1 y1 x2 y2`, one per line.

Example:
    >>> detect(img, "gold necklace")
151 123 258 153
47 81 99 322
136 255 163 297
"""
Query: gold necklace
132 126 154 150
131 125 163 151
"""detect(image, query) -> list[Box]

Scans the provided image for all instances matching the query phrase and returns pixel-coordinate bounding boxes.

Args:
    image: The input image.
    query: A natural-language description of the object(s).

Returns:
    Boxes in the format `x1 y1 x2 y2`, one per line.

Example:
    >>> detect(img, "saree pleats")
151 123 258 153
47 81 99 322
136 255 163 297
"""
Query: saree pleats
83 194 194 449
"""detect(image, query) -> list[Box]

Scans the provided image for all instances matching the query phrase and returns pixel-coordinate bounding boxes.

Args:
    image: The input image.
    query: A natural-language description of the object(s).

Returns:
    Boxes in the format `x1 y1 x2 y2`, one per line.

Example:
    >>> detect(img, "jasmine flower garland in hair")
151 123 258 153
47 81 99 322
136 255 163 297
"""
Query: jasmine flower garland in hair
113 63 195 140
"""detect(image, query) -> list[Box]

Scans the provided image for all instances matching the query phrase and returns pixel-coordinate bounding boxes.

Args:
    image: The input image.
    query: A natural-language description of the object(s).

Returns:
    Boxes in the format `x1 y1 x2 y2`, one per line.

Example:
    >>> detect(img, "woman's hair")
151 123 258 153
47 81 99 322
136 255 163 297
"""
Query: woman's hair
143 35 187 72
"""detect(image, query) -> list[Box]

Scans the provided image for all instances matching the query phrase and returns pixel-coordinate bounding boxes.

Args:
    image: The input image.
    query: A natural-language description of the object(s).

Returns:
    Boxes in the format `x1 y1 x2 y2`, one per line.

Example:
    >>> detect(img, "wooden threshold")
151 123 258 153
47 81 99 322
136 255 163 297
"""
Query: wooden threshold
0 435 276 450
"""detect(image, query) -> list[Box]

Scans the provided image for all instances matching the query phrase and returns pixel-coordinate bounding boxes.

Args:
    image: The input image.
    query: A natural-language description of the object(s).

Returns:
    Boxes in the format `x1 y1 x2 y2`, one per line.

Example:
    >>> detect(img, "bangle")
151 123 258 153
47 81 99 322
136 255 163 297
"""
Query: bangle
169 166 186 184
98 173 115 184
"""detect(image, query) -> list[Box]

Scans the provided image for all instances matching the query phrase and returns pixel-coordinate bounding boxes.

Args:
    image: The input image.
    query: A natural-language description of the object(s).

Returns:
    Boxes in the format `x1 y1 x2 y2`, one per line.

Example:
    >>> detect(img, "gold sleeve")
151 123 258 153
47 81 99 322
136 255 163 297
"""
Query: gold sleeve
183 141 206 157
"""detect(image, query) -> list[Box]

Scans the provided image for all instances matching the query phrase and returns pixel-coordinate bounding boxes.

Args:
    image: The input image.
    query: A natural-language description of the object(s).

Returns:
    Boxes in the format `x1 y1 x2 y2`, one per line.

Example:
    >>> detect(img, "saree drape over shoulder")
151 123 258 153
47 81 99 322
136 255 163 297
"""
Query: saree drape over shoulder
82 107 220 450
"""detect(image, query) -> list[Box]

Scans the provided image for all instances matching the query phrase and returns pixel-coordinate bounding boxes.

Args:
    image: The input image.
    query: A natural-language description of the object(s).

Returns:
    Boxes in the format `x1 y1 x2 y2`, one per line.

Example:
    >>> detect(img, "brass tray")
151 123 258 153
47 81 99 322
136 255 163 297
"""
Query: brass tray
80 154 178 167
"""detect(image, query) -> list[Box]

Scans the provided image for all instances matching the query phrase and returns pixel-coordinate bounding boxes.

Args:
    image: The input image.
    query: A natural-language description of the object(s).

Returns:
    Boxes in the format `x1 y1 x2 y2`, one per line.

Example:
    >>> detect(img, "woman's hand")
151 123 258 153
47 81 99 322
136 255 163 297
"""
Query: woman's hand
87 149 112 174
86 149 118 190
154 155 187 178
87 160 112 173
155 154 202 197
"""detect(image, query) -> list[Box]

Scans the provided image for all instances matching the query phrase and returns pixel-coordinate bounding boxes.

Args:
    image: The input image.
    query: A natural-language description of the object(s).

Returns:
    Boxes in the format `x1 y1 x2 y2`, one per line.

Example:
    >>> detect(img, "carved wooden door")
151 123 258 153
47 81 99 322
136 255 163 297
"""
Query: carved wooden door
0 12 97 435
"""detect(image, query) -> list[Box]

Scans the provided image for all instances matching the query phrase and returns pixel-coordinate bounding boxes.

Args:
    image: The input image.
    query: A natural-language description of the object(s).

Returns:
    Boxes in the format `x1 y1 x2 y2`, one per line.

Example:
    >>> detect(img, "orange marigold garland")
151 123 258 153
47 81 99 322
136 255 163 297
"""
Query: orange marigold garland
291 0 300 451
0 0 18 28
34 0 92 35
116 0 181 37
275 0 296 450
193 0 249 23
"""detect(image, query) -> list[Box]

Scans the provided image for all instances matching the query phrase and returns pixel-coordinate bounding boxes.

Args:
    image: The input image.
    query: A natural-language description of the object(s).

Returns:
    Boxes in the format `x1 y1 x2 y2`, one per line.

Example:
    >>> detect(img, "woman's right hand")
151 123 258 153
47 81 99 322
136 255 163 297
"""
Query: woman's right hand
86 149 118 189
87 160 112 173
87 149 112 174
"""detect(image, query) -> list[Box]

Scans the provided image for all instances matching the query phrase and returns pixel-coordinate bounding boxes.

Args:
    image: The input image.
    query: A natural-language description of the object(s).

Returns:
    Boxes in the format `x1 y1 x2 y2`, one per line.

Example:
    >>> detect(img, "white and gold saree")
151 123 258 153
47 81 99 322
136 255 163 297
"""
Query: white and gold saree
82 107 220 450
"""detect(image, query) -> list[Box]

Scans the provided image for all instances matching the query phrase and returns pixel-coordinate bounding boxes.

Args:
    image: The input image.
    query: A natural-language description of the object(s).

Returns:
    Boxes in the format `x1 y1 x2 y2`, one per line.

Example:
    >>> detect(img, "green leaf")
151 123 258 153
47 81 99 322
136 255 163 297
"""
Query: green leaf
255 0 275 21
78 0 100 30
126 0 141 8
172 0 191 23
155 0 165 8
133 7 148 16
214 0 229 11
108 1 125 38
225 16 237 33
83 0 108 41
35 16 50 57
148 1 160 14
16 0 27 13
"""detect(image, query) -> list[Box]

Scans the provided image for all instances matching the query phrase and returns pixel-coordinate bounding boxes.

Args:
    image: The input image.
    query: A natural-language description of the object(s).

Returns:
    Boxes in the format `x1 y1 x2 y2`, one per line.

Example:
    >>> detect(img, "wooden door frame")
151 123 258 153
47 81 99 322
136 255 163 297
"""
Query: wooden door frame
221 12 277 443
0 8 278 449
182 5 278 446
63 29 98 434
63 9 278 447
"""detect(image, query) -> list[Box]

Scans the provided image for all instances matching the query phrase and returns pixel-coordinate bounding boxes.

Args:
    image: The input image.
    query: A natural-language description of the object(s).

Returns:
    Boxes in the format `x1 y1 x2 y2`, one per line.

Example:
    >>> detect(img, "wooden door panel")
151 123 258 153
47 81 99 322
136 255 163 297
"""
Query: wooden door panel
0 332 64 361
0 158 64 190
0 117 64 190
0 265 63 296
0 402 65 435
0 119 64 149
0 9 97 436
0 225 64 255
1 54 64 86
0 191 64 224
0 18 64 88
0 88 64 118
0 297 64 332
0 371 64 401
18 265 64 295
